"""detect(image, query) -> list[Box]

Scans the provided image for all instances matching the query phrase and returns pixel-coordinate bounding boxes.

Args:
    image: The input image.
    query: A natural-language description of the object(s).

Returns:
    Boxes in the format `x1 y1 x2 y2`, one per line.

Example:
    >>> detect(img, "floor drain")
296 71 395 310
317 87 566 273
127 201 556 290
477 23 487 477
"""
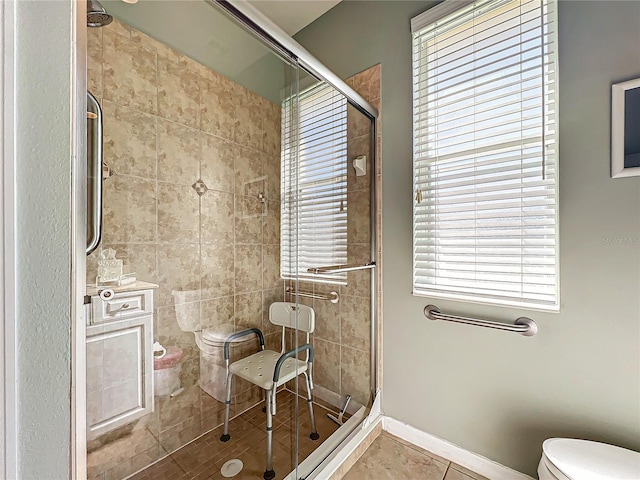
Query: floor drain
220 459 243 478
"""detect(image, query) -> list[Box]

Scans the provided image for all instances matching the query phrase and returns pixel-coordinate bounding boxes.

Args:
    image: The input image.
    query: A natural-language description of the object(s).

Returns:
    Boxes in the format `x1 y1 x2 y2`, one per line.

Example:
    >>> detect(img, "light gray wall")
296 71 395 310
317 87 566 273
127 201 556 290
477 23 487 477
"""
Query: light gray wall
14 1 73 477
296 0 640 475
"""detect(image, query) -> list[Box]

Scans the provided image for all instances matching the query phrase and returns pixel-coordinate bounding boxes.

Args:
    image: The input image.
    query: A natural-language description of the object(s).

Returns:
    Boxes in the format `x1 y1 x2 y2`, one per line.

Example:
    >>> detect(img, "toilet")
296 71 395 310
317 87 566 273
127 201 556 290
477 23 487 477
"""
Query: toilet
173 291 258 402
539 438 640 480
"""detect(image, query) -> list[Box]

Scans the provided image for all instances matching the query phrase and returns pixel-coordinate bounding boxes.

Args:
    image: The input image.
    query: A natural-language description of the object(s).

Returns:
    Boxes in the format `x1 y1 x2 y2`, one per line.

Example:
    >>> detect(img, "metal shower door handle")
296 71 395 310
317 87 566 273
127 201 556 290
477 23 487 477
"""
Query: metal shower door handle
86 91 103 255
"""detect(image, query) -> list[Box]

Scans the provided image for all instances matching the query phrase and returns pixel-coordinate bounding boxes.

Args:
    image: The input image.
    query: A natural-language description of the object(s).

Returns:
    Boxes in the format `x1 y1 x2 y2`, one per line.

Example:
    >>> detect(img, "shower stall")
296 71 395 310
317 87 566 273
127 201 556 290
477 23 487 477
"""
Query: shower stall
81 1 378 479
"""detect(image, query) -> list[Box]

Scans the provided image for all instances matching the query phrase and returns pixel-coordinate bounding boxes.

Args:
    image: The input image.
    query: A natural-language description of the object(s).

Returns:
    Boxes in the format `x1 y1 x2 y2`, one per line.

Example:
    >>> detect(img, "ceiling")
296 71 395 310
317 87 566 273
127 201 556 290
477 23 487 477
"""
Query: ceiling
248 0 342 35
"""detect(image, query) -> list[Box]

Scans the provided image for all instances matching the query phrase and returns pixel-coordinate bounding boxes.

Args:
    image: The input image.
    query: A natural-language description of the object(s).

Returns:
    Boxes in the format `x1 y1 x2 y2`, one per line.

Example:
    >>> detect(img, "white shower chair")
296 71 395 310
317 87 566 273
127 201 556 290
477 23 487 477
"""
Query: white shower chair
220 302 319 480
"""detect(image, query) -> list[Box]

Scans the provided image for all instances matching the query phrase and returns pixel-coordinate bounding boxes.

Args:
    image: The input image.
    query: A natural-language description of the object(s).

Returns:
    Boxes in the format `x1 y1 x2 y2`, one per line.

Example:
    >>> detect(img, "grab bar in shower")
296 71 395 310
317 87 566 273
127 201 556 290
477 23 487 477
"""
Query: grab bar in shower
424 304 538 337
307 262 376 275
285 286 339 304
86 91 103 255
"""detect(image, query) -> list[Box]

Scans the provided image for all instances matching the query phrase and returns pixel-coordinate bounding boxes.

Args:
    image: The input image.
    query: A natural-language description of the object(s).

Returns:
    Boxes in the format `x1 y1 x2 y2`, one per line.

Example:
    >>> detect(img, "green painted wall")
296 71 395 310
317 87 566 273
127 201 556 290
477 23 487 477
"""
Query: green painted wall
14 0 74 477
296 0 640 475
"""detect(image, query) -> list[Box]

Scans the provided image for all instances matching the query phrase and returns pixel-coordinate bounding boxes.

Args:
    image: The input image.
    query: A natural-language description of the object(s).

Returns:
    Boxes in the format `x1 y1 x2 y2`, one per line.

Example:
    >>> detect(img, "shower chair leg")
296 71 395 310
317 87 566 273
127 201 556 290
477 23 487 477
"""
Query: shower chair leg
220 371 233 442
304 372 319 440
264 390 275 480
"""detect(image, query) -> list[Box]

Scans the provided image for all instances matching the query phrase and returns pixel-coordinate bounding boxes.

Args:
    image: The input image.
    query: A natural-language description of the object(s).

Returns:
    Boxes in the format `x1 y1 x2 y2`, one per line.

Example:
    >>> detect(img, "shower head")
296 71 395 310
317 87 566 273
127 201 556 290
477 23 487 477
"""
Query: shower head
87 0 113 28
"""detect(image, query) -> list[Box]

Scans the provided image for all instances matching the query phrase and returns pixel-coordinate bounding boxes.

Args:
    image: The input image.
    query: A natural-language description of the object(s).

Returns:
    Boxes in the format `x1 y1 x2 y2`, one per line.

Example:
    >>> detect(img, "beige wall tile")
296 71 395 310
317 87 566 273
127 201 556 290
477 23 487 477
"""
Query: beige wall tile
158 182 200 244
201 243 234 300
347 103 370 139
103 100 157 178
201 134 235 194
234 292 262 330
200 388 228 432
103 243 158 285
313 297 340 344
157 119 200 185
341 244 372 298
262 100 281 156
351 65 381 104
102 175 157 244
262 200 281 245
158 55 201 129
264 153 281 203
179 357 200 388
200 73 235 140
313 339 340 394
262 244 281 290
347 189 371 244
235 146 264 198
341 345 370 406
156 303 199 353
200 190 234 245
103 29 157 114
200 295 234 330
234 244 263 293
234 87 263 150
235 194 263 245
87 28 103 97
340 295 370 352
156 244 201 308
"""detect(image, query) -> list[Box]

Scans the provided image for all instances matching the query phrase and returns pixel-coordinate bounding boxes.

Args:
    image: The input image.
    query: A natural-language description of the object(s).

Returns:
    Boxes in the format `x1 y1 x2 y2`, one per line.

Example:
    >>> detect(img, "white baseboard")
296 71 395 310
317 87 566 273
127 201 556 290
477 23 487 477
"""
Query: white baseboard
382 417 535 480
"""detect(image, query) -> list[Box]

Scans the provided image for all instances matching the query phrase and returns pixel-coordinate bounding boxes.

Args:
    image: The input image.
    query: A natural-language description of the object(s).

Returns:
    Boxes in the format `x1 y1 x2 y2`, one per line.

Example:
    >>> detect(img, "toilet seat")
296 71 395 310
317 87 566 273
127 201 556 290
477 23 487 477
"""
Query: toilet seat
201 323 235 346
199 323 257 347
542 438 640 480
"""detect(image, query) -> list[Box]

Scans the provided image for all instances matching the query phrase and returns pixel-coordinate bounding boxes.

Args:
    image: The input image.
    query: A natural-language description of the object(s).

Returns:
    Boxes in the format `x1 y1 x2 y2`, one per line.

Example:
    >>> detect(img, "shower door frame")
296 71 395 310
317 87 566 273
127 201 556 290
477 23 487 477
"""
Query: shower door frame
212 0 380 405
213 4 381 477
70 1 380 478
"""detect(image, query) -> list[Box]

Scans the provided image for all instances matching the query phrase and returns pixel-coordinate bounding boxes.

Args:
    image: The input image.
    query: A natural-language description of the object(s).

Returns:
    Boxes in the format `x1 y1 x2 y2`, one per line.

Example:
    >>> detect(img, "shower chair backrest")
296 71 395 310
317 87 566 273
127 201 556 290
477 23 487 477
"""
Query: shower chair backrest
269 302 315 334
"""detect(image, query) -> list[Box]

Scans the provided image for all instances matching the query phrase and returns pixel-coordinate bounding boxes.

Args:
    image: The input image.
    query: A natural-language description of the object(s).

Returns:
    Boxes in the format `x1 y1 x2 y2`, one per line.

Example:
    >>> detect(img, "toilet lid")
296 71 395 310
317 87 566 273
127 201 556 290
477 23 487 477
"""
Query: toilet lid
543 438 640 480
201 323 257 345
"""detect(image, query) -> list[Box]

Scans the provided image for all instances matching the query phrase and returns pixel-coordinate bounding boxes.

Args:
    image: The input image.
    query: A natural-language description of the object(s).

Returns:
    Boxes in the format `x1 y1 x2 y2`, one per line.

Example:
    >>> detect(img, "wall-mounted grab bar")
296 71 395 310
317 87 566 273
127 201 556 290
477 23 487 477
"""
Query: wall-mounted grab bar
86 91 103 255
307 262 376 275
424 305 538 337
286 287 339 304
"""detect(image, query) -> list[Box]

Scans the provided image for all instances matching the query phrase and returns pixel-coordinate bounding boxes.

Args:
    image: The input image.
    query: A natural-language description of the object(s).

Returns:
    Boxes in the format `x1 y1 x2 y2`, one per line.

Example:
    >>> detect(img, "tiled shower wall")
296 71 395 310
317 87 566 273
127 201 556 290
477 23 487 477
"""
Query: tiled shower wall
86 18 284 479
293 65 381 409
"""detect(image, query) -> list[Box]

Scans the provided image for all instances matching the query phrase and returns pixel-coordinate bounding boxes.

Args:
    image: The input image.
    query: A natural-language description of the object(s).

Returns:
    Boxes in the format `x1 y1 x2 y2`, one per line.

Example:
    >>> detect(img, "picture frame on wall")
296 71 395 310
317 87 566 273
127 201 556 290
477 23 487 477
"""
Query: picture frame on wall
611 77 640 178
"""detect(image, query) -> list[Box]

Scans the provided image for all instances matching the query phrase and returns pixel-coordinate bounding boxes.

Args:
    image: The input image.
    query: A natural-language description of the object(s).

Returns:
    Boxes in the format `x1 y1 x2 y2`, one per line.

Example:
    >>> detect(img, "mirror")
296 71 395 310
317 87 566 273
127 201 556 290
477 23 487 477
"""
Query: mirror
611 78 640 178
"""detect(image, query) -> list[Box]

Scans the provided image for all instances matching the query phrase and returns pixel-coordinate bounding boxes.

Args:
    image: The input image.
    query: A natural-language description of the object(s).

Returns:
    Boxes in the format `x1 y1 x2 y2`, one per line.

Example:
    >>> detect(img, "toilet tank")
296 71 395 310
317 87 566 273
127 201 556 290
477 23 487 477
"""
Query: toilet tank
172 290 201 331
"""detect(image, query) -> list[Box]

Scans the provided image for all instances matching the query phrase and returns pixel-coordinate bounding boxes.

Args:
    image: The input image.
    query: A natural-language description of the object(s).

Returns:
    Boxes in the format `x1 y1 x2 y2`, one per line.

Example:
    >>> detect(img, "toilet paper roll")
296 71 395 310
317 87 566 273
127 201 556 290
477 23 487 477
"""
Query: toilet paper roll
99 288 115 301
153 342 167 359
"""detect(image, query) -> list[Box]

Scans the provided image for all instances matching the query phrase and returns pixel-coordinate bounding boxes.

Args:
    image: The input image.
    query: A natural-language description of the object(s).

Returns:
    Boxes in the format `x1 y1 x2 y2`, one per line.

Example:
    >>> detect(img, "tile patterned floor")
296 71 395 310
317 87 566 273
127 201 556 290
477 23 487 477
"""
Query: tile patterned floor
342 432 489 480
130 390 339 480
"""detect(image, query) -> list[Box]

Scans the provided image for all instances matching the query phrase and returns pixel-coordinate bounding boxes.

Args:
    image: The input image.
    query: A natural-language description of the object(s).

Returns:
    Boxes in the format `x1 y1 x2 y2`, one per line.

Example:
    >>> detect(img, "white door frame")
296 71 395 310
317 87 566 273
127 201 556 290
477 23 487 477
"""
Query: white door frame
72 0 88 478
1 1 18 477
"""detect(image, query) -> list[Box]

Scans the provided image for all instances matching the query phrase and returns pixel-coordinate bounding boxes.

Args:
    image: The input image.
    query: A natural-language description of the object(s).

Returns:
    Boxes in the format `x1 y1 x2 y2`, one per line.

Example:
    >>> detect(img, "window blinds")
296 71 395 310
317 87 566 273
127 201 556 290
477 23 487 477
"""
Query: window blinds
281 83 348 284
412 0 559 309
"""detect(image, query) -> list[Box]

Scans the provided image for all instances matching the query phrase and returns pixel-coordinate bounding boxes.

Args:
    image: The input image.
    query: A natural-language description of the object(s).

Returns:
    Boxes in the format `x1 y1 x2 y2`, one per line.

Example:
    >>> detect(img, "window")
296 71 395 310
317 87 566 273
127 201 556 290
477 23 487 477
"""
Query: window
281 83 348 284
412 0 559 310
